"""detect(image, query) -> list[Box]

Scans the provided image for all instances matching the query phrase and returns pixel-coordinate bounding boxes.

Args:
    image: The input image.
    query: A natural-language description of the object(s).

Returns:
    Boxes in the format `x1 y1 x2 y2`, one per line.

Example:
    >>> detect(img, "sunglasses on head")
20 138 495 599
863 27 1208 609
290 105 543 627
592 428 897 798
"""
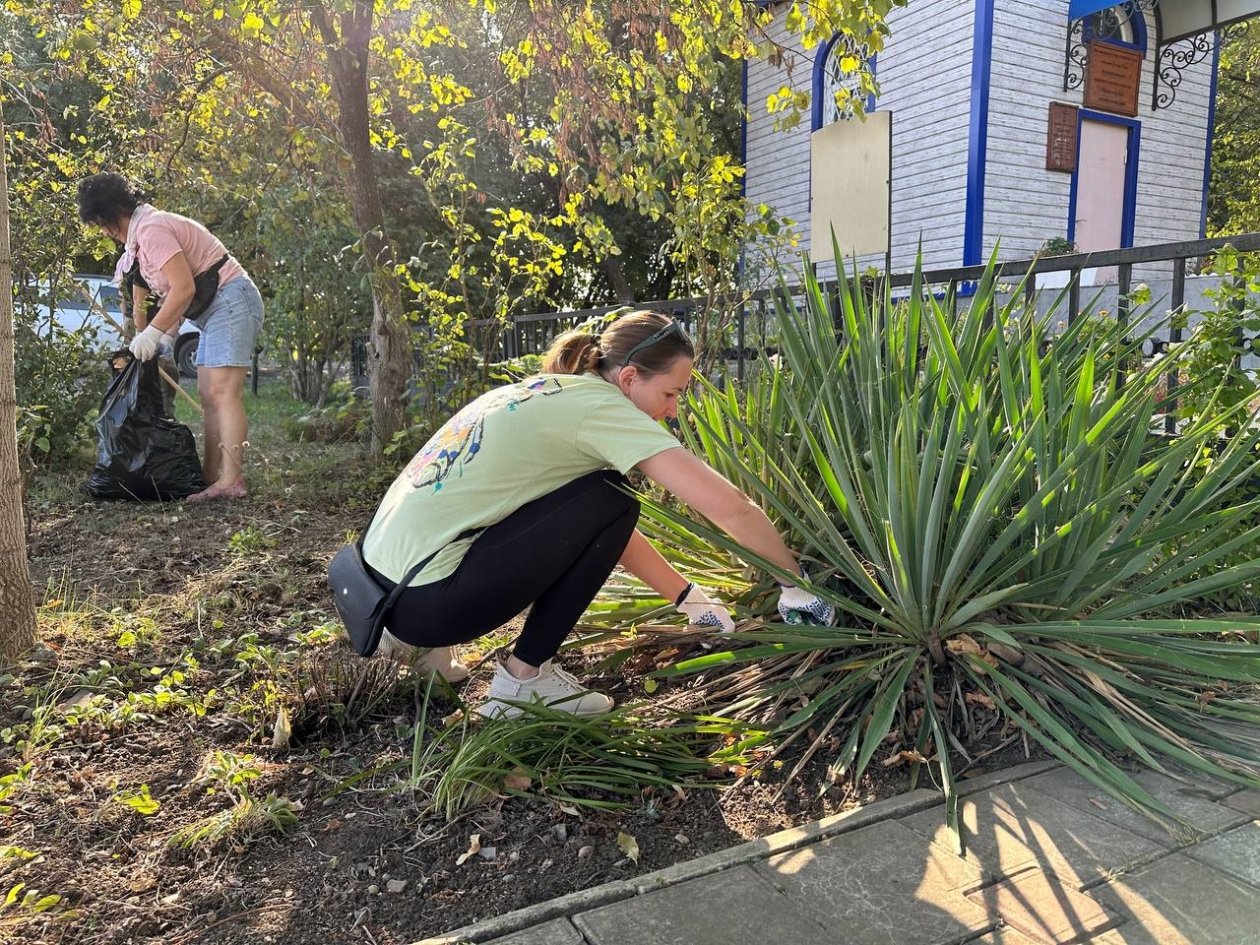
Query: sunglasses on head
621 318 686 368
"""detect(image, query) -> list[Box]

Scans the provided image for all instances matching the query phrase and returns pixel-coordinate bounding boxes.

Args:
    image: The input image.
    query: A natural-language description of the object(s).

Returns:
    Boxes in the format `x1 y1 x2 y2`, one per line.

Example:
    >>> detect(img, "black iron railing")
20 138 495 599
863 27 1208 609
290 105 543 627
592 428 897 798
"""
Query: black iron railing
468 233 1260 371
354 234 1260 421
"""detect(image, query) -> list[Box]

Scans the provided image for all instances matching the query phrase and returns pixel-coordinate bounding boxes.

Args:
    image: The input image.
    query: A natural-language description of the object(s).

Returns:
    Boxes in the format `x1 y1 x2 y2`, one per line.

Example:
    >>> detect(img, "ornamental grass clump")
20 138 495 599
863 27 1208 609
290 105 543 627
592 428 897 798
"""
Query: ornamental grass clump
619 250 1260 837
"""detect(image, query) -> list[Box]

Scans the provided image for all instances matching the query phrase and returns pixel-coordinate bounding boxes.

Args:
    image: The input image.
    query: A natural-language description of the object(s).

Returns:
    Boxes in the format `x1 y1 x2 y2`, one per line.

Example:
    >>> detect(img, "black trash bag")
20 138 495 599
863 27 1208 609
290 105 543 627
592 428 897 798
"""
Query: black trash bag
85 352 205 500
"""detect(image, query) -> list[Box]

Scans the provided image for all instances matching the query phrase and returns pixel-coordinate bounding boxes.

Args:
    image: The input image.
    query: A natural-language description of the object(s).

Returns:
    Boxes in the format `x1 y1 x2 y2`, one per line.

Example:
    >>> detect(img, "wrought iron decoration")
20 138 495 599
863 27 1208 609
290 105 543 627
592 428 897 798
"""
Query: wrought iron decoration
1152 32 1214 108
1064 0 1157 91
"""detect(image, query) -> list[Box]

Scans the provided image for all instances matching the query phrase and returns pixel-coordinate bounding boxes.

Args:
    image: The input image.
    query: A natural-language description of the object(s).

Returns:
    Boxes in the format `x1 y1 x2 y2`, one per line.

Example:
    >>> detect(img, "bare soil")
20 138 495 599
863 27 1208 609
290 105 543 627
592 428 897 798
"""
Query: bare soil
2 394 1042 945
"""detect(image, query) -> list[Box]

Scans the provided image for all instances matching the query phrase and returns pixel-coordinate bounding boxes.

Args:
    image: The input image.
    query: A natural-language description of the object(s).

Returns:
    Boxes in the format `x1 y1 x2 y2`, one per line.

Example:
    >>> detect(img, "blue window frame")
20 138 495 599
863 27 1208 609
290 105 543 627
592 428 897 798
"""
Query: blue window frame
811 34 877 131
1081 2 1148 54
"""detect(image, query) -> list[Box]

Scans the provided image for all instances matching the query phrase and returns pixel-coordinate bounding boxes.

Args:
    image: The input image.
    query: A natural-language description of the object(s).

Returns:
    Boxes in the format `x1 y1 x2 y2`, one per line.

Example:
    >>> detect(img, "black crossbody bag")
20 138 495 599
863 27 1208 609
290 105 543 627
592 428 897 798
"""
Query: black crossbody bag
328 527 479 657
184 254 230 324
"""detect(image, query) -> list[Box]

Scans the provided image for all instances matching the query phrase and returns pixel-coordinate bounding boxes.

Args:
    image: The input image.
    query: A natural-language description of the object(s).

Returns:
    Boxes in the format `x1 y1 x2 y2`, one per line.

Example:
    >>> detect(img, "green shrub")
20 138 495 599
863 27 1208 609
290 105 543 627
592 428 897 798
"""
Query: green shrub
1173 243 1260 421
14 296 110 476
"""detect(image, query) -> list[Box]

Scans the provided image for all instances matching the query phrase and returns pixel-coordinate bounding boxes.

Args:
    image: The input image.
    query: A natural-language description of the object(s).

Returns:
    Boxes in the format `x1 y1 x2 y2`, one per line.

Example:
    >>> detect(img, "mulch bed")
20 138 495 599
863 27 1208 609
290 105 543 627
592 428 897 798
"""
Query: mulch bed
3 467 1040 945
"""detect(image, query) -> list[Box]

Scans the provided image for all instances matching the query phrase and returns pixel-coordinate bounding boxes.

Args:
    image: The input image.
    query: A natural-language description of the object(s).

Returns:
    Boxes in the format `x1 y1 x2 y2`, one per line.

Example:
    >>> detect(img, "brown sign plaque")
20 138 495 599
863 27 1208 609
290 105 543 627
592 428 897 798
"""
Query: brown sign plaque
1046 102 1078 172
1083 41 1142 116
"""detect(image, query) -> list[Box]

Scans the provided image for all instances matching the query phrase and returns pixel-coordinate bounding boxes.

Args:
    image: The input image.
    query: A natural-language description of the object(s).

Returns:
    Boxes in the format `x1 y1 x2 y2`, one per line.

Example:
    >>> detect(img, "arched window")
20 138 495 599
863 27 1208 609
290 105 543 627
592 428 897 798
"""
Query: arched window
1082 2 1148 53
812 34 877 131
1065 2 1148 91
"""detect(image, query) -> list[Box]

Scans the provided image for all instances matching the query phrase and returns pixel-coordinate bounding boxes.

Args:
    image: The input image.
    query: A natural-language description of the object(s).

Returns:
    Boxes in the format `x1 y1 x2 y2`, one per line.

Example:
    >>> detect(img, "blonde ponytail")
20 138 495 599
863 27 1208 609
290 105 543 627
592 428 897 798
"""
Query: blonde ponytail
541 329 603 375
540 310 694 377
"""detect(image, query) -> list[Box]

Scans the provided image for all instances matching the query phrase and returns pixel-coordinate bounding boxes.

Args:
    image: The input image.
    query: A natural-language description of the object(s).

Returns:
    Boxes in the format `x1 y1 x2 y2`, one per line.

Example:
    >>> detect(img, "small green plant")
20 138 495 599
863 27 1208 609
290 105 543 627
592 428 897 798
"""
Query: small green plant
0 883 71 923
0 765 34 816
195 750 263 796
111 784 161 816
404 686 737 820
130 660 216 719
168 750 298 853
113 612 160 649
13 302 110 477
167 793 300 853
228 525 278 556
289 622 342 648
0 846 39 867
1039 236 1077 256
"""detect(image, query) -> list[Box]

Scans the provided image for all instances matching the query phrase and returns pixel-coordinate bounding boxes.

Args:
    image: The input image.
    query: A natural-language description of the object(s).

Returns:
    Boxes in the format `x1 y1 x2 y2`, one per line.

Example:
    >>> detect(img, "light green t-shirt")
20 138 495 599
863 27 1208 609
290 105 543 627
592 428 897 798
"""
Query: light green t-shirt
362 373 682 586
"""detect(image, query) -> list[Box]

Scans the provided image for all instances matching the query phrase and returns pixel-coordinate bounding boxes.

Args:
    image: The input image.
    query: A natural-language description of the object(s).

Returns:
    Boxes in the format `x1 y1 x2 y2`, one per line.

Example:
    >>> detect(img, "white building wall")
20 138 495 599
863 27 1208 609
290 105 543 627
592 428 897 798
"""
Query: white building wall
985 1 1214 264
876 0 975 272
744 14 814 281
743 0 976 278
1130 21 1214 250
984 0 1075 260
745 0 1215 282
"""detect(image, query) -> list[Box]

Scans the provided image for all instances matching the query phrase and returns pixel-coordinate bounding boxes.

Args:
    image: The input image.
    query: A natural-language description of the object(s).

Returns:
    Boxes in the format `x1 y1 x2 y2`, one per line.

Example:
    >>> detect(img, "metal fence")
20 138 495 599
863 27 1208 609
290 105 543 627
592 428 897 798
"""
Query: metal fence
357 233 1260 408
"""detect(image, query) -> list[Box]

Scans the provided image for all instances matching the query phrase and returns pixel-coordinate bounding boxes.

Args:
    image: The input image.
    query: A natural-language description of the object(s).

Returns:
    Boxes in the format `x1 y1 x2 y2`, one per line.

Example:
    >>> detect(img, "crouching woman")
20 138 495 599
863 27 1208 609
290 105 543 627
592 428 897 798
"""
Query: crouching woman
361 311 833 719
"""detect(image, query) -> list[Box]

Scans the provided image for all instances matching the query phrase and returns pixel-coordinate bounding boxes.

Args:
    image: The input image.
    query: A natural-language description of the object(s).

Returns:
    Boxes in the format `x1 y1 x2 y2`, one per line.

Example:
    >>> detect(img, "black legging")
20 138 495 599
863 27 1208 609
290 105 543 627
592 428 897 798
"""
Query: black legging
376 470 639 666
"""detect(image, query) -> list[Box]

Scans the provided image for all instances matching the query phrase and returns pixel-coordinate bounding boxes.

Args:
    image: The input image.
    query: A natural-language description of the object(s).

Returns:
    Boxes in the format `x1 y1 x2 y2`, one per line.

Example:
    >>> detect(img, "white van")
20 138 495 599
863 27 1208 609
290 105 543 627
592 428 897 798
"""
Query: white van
42 273 202 378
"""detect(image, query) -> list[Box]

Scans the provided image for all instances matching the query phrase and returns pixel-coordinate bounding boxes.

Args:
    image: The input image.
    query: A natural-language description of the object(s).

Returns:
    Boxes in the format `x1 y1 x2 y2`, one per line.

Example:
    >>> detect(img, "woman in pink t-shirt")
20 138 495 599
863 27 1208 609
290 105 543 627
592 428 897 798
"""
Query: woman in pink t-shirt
78 173 264 501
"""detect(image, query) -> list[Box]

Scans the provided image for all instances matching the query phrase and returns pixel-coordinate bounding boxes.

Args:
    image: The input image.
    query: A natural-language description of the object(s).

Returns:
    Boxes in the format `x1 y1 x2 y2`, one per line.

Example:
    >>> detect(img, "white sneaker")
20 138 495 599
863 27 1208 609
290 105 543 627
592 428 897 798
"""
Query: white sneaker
376 631 470 683
477 660 614 719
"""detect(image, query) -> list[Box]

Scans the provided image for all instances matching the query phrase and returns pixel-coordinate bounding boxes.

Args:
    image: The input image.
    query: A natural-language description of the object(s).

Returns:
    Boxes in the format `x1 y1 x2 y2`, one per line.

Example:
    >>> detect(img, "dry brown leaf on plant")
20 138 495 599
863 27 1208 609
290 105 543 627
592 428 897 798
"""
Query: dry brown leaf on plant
503 768 531 791
881 750 928 768
964 692 996 710
946 634 997 666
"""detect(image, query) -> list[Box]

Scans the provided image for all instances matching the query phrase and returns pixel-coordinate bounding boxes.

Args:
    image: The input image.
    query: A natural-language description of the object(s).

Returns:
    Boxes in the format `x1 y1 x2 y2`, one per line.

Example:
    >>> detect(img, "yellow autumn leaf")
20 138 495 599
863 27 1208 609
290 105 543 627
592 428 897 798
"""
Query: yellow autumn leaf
241 11 264 38
616 831 639 864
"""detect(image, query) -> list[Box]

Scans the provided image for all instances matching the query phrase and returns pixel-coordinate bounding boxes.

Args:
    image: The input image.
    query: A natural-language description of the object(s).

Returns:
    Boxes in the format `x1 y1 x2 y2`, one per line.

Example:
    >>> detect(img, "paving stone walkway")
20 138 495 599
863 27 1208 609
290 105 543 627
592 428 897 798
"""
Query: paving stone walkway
415 761 1260 945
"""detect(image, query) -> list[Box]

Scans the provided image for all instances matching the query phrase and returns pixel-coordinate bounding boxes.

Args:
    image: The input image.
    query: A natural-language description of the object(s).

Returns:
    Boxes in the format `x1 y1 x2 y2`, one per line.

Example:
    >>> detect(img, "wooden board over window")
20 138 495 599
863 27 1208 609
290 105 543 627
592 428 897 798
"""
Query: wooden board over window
810 111 892 262
1046 103 1079 172
1083 41 1142 116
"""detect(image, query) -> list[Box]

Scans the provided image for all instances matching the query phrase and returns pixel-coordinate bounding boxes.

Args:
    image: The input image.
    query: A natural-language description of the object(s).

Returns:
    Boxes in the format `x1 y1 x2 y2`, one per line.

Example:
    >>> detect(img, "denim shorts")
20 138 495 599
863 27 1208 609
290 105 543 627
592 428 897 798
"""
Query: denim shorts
194 276 264 369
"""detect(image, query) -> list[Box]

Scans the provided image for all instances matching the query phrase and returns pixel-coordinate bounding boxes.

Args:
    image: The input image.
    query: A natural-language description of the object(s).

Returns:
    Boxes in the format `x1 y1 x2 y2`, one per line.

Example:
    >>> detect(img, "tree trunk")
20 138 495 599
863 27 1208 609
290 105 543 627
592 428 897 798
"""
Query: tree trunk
601 257 634 304
0 101 37 663
321 2 411 454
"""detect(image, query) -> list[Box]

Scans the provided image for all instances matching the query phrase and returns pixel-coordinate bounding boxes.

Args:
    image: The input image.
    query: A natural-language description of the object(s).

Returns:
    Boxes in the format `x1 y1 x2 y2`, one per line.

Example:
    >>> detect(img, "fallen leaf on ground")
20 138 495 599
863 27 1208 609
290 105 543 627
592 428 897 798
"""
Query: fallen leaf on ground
964 692 996 710
616 831 640 865
272 706 292 750
456 834 482 866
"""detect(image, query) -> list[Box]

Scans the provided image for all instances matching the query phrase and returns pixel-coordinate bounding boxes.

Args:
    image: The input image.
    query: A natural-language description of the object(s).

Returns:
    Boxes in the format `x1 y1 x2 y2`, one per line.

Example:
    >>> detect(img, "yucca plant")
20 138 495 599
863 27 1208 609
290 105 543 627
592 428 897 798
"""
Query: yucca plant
610 250 1260 838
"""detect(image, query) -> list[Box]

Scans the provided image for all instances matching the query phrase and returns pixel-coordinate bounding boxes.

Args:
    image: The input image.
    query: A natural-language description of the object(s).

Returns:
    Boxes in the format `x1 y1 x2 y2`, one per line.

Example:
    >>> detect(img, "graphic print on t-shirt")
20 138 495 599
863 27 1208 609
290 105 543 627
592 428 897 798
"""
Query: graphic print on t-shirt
404 376 564 491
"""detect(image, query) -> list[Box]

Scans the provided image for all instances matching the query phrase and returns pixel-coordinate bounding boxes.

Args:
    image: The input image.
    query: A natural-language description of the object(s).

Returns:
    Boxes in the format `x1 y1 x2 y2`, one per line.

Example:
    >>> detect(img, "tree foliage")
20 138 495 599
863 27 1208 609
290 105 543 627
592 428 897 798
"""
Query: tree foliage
1210 21 1260 235
2 0 901 447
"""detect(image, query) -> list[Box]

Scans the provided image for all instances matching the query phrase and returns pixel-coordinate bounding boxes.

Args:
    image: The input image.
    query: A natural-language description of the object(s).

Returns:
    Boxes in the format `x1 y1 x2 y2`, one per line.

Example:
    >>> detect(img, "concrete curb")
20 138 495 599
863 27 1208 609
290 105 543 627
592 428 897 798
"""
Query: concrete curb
413 764 1062 945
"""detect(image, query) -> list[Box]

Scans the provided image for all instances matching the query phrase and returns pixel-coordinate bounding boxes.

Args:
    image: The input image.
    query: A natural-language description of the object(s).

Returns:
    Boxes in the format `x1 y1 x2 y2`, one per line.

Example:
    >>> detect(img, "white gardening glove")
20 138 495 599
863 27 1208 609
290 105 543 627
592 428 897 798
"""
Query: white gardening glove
129 324 175 362
776 567 836 626
676 583 736 633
